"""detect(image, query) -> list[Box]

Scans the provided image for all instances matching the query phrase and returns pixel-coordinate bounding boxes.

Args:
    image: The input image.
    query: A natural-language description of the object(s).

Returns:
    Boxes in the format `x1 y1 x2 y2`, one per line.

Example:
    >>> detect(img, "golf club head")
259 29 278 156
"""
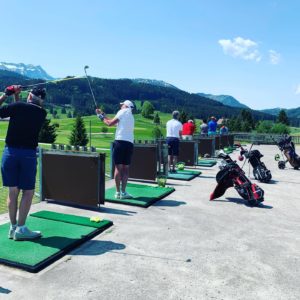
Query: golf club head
84 65 89 70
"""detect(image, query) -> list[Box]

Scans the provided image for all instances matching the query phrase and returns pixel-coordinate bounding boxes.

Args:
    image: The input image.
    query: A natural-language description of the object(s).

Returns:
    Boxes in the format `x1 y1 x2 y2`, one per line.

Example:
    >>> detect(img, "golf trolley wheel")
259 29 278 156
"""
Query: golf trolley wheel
278 161 286 169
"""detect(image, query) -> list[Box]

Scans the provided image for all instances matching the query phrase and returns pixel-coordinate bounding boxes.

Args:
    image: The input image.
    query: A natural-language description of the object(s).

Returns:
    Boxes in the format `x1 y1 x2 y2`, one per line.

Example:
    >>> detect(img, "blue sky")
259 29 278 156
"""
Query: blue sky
1 0 300 109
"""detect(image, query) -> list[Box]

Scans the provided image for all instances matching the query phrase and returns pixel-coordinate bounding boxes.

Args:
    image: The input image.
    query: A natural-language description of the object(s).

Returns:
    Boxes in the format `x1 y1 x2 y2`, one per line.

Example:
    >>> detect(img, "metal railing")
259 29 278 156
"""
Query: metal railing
233 133 300 144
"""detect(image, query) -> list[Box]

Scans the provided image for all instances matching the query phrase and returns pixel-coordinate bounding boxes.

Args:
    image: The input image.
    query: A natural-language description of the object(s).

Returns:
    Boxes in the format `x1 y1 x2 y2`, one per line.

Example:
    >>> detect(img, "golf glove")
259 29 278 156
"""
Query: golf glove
4 85 21 96
97 113 106 121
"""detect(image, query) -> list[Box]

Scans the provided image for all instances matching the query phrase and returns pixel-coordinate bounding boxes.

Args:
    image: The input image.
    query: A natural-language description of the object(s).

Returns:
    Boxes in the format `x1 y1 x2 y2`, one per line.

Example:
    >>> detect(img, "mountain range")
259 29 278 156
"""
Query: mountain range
0 62 299 125
0 62 53 80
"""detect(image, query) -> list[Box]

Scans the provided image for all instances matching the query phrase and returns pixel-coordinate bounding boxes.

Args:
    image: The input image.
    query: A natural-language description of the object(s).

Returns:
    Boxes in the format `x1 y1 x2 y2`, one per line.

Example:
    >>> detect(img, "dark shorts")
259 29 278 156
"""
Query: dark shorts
113 140 134 165
1 147 37 190
166 137 180 156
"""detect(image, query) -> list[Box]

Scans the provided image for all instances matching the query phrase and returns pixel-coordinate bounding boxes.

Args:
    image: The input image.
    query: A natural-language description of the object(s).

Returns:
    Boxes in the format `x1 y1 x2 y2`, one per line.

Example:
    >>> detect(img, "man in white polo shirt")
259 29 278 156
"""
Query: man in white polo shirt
96 100 134 199
166 111 182 173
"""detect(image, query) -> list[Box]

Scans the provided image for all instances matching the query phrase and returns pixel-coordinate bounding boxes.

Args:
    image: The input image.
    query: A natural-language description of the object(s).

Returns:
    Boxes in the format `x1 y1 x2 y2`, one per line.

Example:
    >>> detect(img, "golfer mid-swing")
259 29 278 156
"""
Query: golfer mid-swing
0 85 47 240
96 100 135 199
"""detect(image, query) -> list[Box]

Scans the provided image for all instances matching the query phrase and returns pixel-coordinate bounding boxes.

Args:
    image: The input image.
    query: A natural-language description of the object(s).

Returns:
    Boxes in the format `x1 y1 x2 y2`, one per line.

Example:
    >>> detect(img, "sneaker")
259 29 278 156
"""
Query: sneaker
14 226 42 241
121 192 133 199
8 226 16 239
115 192 121 199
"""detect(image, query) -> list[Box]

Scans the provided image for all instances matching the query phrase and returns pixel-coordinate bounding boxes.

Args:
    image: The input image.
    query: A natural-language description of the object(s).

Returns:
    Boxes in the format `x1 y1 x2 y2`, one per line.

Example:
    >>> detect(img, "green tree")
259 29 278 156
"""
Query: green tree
141 101 155 118
179 110 188 124
277 109 289 125
256 120 273 133
153 112 160 124
271 123 290 134
61 107 67 114
67 111 73 118
38 119 57 143
152 126 163 139
69 115 89 146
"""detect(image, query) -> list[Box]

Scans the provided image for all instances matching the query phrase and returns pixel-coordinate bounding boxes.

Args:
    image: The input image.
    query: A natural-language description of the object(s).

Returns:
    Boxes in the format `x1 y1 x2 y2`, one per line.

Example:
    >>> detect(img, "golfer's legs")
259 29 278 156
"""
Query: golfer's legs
121 165 130 193
18 189 34 226
114 164 122 193
7 187 20 225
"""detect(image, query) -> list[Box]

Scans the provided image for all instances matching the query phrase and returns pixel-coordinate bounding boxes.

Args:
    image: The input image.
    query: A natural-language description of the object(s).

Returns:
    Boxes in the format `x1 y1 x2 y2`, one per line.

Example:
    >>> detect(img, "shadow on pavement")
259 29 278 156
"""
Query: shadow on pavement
154 200 186 207
73 240 126 256
213 197 273 209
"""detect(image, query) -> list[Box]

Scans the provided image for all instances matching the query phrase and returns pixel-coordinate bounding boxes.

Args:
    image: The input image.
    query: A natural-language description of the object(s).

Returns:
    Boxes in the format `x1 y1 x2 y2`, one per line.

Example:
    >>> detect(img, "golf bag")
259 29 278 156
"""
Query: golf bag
210 153 264 206
239 146 272 183
276 135 300 170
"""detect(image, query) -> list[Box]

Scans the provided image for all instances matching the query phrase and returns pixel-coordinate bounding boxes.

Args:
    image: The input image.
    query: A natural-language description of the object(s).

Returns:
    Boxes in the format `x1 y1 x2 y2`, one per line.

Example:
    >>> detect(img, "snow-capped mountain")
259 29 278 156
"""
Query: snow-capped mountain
132 78 179 89
0 62 53 80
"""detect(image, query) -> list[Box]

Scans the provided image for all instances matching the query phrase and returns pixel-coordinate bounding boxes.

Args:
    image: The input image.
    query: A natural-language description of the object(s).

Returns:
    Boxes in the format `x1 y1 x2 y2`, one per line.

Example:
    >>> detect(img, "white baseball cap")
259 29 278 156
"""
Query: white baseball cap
120 100 134 108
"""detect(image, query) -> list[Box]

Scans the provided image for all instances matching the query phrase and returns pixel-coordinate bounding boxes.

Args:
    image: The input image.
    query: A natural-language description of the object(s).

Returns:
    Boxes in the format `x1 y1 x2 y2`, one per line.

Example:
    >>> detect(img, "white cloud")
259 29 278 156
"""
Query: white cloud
269 50 281 64
295 84 300 95
218 37 262 62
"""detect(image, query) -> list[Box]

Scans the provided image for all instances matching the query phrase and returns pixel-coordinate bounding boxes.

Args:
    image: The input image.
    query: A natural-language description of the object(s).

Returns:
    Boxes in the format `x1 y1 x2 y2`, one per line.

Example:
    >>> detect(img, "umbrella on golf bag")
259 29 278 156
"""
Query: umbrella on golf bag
210 152 264 206
238 145 272 183
276 135 300 170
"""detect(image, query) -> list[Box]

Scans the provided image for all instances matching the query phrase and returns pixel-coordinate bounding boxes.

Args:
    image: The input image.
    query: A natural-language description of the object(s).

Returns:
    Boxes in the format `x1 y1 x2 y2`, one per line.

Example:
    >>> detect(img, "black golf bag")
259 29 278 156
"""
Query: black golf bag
277 135 300 170
210 153 264 206
239 146 272 183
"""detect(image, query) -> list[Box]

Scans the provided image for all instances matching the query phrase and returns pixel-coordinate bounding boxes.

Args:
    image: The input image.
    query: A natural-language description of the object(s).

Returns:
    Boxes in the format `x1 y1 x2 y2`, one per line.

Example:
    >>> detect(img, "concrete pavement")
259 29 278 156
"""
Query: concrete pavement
0 145 299 300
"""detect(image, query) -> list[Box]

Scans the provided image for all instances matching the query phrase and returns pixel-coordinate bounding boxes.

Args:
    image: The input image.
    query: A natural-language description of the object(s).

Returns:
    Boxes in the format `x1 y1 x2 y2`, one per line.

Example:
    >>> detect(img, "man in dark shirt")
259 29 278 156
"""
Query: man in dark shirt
0 85 47 240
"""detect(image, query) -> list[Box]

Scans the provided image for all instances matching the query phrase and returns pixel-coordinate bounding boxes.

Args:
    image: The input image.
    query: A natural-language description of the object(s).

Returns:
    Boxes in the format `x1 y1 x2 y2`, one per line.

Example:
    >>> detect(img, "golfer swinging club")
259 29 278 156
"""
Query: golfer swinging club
96 100 135 199
0 85 47 240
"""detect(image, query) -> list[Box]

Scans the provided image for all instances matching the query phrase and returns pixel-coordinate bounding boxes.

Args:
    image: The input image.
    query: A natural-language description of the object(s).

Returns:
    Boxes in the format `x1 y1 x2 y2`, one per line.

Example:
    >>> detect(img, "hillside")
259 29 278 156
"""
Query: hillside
0 70 275 121
261 107 300 119
197 93 249 109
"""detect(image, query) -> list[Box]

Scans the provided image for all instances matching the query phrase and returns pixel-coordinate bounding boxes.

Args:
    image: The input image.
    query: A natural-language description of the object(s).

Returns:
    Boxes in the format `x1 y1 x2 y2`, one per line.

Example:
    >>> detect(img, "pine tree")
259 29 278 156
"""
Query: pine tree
277 109 289 125
69 115 89 146
179 110 188 124
38 119 57 143
153 112 160 124
141 101 155 118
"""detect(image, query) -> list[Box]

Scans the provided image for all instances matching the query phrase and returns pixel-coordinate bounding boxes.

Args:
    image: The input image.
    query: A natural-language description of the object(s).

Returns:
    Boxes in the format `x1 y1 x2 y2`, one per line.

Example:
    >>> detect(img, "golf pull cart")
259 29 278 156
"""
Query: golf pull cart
237 144 272 183
210 152 264 206
275 135 300 170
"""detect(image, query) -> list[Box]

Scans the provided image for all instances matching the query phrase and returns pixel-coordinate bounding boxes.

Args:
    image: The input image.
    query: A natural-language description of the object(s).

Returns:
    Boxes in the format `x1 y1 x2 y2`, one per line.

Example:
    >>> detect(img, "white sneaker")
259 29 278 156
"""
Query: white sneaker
14 226 42 241
8 226 16 239
115 192 121 199
121 192 133 199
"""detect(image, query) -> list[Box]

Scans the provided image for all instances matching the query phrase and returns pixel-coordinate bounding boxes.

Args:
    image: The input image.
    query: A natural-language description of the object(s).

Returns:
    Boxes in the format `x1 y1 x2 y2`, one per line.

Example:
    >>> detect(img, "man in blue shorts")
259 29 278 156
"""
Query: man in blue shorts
0 85 47 240
96 100 135 199
166 111 183 173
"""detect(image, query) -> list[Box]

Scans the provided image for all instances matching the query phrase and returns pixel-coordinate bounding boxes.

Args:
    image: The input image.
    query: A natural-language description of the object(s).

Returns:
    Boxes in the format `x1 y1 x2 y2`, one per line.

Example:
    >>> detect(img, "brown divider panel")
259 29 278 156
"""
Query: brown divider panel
197 137 215 157
215 135 220 150
220 135 230 148
111 143 160 182
42 151 105 207
129 144 158 181
178 141 197 166
228 134 234 146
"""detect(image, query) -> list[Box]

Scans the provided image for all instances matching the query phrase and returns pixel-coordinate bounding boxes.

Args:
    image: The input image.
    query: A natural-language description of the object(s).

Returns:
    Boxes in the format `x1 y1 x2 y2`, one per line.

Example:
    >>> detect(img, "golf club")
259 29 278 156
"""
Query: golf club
84 65 98 108
21 76 84 89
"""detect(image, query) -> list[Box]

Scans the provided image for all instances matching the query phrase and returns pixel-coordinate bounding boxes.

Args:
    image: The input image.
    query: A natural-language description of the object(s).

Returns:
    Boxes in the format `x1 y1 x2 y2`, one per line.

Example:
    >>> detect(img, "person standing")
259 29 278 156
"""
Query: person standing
166 111 182 173
220 125 229 135
96 100 135 199
208 116 217 136
0 85 47 240
182 120 195 140
200 119 208 136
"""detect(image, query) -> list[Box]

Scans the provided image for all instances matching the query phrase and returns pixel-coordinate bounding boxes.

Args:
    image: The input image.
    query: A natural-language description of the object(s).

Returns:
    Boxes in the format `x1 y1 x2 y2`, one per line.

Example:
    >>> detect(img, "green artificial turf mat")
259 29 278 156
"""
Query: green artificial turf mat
197 159 217 167
31 211 110 229
167 170 202 181
105 183 175 207
0 212 112 272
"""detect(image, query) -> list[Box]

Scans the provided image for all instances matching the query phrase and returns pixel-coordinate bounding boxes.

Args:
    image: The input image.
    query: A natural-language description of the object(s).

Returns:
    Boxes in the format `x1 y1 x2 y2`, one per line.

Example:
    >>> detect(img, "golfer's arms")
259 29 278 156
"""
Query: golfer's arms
0 94 8 106
103 117 119 126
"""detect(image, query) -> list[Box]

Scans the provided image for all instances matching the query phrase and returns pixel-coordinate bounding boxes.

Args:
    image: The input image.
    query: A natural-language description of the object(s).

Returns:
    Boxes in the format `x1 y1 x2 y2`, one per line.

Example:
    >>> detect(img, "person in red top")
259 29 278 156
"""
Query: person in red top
182 120 195 140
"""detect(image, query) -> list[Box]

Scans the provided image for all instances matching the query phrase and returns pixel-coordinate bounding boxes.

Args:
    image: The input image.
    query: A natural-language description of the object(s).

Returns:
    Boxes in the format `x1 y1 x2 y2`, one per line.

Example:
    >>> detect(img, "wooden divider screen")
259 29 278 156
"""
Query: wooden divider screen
178 141 198 166
197 137 215 157
41 150 105 208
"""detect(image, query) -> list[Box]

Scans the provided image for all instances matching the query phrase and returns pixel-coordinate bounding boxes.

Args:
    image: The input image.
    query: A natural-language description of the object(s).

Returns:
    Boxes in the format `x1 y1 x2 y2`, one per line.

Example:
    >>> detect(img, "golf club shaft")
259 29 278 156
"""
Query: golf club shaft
84 69 98 108
21 76 85 89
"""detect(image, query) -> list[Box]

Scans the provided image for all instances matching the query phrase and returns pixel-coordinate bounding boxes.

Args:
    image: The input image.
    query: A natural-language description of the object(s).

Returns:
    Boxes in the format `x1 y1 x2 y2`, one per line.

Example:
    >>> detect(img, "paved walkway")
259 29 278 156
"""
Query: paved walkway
0 145 299 300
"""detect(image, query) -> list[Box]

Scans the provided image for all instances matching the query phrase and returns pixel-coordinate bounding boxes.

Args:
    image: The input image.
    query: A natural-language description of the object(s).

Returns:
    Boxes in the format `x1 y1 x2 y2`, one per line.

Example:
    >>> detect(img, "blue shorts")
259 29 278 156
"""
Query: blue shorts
1 147 37 190
166 137 180 156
